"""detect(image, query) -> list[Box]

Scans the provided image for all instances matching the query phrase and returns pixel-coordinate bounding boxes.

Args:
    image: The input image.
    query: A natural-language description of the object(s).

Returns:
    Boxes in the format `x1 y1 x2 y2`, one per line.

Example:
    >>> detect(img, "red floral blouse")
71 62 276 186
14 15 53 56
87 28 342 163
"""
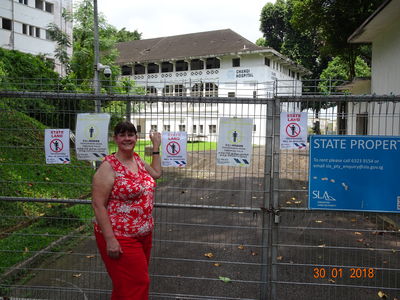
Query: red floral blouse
94 153 156 237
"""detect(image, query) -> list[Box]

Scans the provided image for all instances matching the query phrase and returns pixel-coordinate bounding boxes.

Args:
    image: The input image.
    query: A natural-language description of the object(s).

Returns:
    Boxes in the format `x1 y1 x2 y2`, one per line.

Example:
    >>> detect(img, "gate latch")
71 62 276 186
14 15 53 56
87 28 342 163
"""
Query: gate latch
274 209 281 224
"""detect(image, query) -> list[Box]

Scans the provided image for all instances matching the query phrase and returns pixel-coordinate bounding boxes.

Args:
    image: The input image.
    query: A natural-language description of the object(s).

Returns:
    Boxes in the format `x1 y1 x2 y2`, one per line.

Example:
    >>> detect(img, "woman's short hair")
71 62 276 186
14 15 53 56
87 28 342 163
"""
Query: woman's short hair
114 121 137 136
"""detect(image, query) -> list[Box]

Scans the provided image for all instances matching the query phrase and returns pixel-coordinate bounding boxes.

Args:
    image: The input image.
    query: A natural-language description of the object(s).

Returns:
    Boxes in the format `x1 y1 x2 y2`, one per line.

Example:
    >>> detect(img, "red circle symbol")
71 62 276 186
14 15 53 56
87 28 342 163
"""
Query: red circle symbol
166 141 180 156
286 123 301 137
50 139 63 152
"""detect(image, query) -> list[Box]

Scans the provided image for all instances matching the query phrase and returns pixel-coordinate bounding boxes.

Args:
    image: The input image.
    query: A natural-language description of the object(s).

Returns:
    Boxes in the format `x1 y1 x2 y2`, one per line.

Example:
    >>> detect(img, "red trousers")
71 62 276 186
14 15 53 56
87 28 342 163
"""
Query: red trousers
95 231 152 300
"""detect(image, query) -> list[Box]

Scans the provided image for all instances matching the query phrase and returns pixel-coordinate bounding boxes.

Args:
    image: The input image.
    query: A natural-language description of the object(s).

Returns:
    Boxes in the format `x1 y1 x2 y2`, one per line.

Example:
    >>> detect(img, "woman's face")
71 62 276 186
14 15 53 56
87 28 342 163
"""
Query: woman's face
114 131 137 151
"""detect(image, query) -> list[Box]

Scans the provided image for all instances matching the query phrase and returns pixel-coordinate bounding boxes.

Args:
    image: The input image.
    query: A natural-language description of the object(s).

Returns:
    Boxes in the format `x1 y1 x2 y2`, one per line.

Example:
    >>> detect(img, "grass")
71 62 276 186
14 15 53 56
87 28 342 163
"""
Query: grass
0 102 95 279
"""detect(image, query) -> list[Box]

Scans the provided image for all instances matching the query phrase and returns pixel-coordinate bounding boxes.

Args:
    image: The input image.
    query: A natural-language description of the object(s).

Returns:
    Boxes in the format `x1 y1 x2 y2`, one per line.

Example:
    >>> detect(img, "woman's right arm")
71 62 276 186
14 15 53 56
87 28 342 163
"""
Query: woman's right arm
92 161 122 258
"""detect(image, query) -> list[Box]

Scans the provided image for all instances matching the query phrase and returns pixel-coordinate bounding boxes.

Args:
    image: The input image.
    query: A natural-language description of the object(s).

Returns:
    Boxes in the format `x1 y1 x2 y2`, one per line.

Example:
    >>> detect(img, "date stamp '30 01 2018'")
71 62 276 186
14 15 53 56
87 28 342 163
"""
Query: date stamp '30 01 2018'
313 267 376 279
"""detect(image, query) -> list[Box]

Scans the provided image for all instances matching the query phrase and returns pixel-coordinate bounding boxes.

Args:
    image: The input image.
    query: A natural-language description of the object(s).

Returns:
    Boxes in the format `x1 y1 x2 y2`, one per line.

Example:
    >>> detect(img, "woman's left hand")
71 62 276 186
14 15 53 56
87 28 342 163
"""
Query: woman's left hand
149 130 161 149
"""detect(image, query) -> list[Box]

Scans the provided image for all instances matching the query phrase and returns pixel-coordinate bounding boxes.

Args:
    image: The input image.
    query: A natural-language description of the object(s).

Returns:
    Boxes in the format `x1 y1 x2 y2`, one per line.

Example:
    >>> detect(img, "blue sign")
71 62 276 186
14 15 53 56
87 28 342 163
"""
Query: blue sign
309 135 400 213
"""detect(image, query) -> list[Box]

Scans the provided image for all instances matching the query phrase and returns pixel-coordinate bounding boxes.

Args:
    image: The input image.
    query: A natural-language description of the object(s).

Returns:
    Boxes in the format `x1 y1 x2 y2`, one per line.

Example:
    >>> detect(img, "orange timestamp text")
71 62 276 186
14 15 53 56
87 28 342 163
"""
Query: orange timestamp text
313 267 376 279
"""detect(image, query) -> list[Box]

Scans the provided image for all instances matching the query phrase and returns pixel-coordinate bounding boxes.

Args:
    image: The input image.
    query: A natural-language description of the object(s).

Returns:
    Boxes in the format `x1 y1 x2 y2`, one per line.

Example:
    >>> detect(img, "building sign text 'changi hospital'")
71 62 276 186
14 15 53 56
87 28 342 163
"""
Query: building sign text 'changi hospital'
236 69 254 78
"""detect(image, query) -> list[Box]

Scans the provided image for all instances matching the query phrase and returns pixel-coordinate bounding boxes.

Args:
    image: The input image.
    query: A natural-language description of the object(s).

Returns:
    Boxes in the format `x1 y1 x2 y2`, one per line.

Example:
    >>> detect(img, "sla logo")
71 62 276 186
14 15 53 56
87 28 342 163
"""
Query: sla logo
312 190 336 201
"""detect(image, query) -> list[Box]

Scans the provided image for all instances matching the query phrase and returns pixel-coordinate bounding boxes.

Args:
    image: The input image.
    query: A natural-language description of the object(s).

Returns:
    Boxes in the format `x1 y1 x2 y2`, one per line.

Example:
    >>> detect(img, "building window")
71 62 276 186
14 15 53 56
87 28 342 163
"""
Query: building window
206 57 220 69
356 113 368 135
191 83 203 97
35 0 44 9
2 18 12 31
121 65 132 76
22 24 28 34
253 91 257 98
209 125 216 134
190 59 204 70
232 58 240 67
136 125 142 133
45 2 54 13
253 124 257 132
264 57 270 66
163 125 170 131
199 125 204 134
176 60 188 71
151 125 158 131
205 83 218 97
228 92 235 97
163 85 173 96
146 86 157 96
193 125 197 133
19 0 29 5
29 25 34 36
35 27 41 38
147 63 159 74
133 64 145 75
161 62 173 73
179 125 186 132
175 85 186 96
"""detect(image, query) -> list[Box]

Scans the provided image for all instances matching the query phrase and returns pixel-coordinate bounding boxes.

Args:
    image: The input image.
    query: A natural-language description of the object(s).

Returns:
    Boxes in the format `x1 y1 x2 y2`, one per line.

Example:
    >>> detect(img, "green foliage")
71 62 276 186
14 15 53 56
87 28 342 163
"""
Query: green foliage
0 104 94 230
291 0 381 79
255 38 267 47
115 27 142 43
318 56 370 94
47 23 72 74
0 48 59 83
259 0 328 78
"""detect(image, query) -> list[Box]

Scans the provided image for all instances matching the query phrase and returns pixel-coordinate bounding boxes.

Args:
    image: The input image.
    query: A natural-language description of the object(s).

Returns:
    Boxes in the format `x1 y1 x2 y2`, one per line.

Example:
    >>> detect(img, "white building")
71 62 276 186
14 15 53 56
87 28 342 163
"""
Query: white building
0 0 73 75
346 0 400 135
116 29 310 144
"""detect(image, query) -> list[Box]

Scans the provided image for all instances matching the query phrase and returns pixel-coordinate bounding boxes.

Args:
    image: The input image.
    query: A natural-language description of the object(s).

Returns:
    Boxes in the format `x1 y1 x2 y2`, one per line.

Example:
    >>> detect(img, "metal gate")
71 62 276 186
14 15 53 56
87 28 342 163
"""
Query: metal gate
0 88 399 300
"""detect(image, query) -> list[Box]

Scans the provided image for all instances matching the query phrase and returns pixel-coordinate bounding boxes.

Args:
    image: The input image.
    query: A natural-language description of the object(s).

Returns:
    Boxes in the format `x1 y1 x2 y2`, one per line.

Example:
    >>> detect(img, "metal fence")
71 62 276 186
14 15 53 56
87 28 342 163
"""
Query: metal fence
0 84 399 300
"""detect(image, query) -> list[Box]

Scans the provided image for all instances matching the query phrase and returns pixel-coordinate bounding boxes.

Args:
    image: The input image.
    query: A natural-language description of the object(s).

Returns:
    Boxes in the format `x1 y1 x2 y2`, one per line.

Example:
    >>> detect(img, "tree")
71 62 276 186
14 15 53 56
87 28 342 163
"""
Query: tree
47 23 72 74
319 56 371 94
115 27 142 43
291 0 382 80
259 0 328 78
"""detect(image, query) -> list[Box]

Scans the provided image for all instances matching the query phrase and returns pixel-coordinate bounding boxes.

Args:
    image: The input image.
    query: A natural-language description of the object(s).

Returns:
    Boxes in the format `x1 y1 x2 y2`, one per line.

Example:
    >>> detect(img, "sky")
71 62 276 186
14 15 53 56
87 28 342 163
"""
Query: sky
91 0 273 43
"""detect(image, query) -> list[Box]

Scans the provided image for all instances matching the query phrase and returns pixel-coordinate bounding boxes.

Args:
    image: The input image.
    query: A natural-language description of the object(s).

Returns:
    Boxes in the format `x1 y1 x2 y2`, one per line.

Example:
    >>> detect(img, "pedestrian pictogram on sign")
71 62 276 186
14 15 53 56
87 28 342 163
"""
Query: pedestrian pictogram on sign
162 132 187 167
50 139 63 152
166 141 180 155
75 113 110 161
45 129 70 164
280 112 308 150
286 123 301 138
217 117 253 167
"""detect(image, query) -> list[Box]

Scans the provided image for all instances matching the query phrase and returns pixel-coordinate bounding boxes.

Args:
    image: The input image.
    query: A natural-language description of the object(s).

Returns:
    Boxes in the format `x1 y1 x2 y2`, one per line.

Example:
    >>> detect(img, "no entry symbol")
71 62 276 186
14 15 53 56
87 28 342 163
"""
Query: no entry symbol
166 141 180 156
50 139 63 152
286 123 301 138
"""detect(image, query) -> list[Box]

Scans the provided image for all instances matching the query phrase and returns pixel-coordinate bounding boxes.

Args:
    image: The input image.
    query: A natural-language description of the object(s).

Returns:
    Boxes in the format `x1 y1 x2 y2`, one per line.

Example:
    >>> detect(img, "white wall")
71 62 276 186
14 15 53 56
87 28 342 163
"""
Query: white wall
371 17 400 95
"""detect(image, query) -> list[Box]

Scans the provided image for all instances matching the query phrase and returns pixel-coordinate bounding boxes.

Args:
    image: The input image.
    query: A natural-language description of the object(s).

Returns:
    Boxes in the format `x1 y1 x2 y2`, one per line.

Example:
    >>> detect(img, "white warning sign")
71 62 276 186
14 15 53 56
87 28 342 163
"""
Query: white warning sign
45 129 70 164
217 117 253 167
75 113 110 161
161 131 187 167
280 112 308 149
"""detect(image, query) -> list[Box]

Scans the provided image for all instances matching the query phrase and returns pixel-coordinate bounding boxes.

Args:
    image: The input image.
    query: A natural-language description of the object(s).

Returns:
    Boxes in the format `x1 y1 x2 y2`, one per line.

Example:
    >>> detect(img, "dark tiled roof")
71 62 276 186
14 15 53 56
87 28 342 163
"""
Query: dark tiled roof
116 29 266 64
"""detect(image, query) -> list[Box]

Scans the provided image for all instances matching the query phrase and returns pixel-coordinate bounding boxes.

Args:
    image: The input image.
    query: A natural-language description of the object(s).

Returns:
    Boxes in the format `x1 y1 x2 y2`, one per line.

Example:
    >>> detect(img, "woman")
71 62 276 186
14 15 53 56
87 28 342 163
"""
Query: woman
92 121 161 300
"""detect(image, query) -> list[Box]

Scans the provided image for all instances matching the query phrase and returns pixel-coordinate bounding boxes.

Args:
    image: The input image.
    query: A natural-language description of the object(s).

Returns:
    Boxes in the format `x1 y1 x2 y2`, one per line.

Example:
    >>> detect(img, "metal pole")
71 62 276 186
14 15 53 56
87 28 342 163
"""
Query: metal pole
260 99 274 300
93 0 101 113
93 0 101 169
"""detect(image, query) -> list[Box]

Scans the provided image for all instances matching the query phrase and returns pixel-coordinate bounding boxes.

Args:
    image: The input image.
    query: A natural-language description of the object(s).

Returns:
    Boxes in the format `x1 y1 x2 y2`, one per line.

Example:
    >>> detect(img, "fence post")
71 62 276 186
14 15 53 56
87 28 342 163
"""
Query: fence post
270 96 281 300
260 98 274 300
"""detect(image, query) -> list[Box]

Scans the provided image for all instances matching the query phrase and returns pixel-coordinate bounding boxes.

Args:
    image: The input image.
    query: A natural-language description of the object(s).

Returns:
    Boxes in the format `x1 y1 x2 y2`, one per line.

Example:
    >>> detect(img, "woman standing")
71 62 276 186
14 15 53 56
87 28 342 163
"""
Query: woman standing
92 121 161 300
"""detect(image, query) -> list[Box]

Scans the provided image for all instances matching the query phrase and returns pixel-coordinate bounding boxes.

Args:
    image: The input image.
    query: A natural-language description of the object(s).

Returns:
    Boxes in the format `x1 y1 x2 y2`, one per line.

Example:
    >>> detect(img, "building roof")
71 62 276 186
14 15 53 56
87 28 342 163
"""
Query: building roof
348 0 400 43
116 29 310 75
